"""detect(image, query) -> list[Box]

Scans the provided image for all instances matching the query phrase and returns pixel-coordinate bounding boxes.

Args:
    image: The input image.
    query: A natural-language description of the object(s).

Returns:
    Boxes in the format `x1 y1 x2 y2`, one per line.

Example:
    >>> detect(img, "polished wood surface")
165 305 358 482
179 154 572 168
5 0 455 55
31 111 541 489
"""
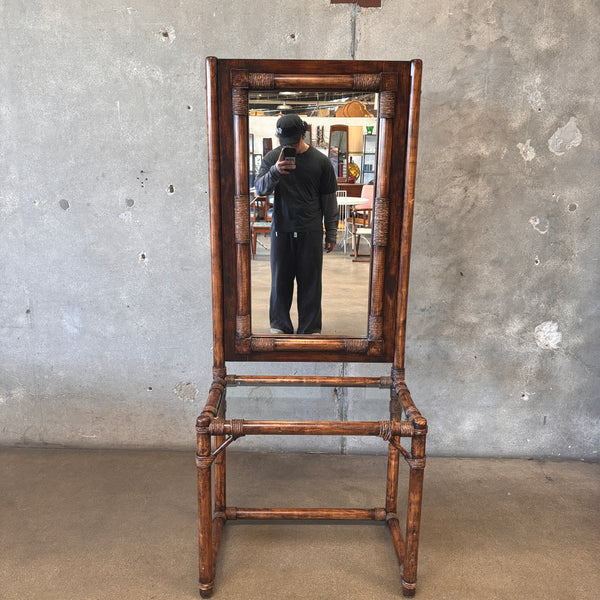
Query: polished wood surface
209 58 417 362
208 419 414 437
199 58 426 598
226 374 391 387
226 507 388 520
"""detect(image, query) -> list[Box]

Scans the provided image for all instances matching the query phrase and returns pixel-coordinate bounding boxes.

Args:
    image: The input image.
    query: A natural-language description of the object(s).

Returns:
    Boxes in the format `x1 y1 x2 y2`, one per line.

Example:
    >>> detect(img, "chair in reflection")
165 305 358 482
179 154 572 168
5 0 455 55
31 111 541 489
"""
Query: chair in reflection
349 184 374 261
335 189 351 251
199 58 426 599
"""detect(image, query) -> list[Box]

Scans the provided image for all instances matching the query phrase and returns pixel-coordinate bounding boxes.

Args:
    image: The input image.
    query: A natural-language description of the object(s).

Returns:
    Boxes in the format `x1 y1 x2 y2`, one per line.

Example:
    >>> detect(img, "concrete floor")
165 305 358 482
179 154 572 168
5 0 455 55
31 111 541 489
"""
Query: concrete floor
1 449 598 600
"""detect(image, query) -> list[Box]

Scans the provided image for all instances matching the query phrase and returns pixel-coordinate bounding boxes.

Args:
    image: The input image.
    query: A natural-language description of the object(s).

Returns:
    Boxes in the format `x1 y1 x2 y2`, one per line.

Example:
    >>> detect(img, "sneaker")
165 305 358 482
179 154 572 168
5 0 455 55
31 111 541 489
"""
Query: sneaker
270 328 285 334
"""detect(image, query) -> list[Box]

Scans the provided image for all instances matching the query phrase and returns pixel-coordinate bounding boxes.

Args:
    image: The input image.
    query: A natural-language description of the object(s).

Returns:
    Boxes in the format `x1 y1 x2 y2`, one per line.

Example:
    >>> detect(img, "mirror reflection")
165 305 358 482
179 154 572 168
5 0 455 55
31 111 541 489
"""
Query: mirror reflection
249 91 378 337
329 125 348 180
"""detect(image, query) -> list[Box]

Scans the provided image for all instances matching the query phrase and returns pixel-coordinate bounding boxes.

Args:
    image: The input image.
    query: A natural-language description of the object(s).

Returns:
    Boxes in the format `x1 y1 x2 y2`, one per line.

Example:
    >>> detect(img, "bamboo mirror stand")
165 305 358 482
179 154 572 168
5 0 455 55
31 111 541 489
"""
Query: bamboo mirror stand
198 58 426 597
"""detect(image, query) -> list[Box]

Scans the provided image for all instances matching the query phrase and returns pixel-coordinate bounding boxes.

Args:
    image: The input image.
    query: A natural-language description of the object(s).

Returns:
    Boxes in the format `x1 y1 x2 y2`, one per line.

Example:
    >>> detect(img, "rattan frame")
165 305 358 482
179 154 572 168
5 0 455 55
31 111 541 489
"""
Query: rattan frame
198 58 426 597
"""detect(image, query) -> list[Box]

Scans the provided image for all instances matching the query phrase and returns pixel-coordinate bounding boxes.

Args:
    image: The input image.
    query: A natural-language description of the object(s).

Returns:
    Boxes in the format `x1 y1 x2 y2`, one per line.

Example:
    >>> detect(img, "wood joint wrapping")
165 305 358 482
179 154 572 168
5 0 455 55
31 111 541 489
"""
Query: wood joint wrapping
379 90 396 118
210 418 245 440
251 337 276 352
236 314 250 338
232 87 248 115
195 422 209 434
209 380 225 394
344 338 369 353
369 314 383 339
406 456 427 470
234 195 250 244
379 420 394 441
230 419 245 440
379 420 412 439
249 72 275 89
195 453 214 470
373 197 389 246
353 73 381 91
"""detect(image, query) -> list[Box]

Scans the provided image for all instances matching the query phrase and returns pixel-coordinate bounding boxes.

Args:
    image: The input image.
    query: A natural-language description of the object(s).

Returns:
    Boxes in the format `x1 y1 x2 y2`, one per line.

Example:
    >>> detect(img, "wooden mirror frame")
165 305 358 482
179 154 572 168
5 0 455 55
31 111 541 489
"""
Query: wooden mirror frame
206 58 421 363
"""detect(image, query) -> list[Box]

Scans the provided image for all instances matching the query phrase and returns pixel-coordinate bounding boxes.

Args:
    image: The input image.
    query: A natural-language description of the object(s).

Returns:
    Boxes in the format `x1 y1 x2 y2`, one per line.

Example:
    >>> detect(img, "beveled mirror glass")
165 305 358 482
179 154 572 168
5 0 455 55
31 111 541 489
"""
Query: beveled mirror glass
205 58 421 362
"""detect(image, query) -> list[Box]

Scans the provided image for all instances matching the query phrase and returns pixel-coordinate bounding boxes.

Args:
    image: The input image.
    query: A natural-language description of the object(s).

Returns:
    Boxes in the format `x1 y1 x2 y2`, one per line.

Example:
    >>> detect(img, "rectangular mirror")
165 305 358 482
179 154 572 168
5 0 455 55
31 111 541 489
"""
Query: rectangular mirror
205 58 421 362
248 90 378 337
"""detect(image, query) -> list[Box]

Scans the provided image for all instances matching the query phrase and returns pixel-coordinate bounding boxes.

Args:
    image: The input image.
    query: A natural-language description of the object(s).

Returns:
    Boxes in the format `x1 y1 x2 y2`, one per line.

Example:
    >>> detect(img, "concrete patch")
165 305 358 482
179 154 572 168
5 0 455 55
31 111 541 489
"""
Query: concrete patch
548 117 582 155
529 216 548 234
173 382 198 403
517 139 536 161
534 321 562 350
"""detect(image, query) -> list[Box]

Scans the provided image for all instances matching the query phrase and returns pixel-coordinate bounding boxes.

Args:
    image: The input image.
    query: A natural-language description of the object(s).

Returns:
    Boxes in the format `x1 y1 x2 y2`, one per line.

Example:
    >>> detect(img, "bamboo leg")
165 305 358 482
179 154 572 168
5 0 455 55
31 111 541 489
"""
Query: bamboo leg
385 438 405 566
402 429 426 597
386 439 400 519
214 397 226 513
386 437 400 516
214 446 226 513
212 513 226 564
212 398 226 568
197 423 214 598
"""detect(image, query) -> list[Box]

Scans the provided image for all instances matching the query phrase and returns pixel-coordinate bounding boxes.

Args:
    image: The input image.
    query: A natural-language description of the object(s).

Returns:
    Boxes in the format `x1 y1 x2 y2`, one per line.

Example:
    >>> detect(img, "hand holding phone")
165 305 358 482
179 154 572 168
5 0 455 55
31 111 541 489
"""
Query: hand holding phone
276 147 297 175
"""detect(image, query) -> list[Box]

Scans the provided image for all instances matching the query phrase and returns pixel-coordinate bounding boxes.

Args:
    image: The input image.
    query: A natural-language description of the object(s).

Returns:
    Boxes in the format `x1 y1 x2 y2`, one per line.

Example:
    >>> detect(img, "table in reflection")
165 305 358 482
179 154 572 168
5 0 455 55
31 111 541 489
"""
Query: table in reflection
336 196 358 253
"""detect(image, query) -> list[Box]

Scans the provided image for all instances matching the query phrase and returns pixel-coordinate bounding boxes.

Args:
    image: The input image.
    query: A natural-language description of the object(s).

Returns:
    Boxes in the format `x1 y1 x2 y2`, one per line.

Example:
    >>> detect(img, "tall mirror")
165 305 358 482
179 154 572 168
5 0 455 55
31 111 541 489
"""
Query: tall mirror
248 90 378 337
205 58 421 362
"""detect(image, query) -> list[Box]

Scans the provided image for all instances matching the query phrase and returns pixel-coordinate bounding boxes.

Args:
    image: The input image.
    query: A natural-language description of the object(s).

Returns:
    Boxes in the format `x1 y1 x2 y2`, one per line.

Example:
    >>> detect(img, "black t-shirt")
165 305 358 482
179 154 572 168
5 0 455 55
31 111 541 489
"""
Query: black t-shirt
258 146 337 233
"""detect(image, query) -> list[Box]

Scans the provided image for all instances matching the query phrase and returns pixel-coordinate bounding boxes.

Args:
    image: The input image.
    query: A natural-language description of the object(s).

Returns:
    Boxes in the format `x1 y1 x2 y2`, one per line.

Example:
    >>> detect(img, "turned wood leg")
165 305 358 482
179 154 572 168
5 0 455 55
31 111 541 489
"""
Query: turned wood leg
197 423 214 598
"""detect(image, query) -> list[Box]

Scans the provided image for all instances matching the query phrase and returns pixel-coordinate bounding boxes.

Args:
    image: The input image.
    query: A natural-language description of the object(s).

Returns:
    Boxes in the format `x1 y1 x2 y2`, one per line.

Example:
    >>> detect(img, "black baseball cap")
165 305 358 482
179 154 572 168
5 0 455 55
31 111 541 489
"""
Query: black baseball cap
276 114 307 145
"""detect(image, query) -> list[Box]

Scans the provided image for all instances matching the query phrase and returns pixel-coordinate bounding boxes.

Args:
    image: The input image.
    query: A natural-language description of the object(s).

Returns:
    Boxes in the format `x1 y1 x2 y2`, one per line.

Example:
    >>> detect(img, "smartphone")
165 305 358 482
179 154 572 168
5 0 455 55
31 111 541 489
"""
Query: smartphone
283 147 297 163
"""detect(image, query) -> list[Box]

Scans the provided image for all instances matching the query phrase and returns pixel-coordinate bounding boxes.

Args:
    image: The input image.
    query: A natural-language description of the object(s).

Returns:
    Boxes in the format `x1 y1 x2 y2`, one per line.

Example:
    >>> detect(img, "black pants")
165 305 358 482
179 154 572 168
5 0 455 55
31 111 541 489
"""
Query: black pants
269 230 323 334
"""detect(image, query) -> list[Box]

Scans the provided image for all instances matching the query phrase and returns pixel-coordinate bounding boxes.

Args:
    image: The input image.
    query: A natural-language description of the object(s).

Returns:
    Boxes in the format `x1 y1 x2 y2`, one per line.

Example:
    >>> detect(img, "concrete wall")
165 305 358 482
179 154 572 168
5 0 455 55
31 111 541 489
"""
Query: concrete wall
1 1 598 459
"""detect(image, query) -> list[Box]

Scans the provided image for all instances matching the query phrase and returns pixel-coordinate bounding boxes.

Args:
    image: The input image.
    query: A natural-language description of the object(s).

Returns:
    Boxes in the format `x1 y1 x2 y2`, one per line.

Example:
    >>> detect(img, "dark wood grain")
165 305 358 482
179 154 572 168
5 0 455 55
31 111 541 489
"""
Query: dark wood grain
211 58 415 362
226 507 388 521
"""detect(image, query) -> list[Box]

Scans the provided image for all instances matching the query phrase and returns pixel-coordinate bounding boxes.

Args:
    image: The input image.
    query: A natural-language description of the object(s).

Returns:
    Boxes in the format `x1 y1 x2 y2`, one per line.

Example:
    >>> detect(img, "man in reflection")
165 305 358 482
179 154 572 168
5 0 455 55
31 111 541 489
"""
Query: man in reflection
254 114 338 335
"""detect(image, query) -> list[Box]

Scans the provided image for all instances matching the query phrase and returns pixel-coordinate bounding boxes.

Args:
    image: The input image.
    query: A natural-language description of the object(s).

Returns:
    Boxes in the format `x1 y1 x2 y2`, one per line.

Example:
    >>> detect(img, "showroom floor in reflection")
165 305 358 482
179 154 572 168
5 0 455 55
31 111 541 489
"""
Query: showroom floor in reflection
251 233 370 336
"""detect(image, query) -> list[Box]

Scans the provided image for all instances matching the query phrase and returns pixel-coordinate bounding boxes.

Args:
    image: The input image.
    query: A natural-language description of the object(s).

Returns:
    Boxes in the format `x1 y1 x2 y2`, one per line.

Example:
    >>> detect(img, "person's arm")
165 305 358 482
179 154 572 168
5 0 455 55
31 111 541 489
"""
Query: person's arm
254 154 280 197
254 149 295 196
322 191 338 251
